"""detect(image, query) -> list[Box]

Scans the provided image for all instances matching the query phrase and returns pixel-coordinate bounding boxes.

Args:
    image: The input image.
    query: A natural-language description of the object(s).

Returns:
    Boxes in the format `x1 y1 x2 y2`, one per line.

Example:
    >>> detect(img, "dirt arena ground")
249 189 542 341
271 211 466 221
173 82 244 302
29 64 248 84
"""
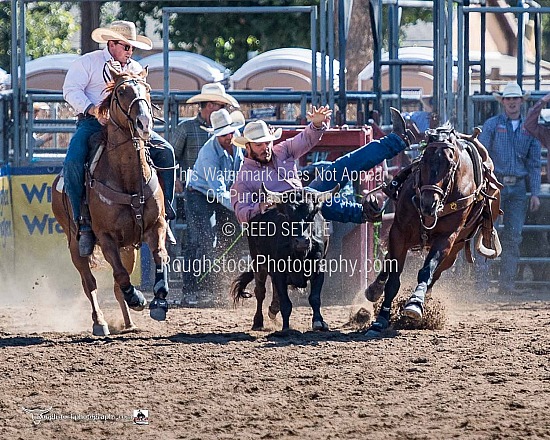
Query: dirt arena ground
1 280 549 440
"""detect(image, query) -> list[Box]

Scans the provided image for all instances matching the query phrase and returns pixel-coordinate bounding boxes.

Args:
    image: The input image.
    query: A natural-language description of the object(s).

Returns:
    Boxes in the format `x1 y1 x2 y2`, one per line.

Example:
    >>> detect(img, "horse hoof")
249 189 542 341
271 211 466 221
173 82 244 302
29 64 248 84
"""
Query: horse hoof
124 287 147 311
120 325 138 334
365 316 389 338
268 309 278 320
153 279 168 296
402 303 423 321
365 281 384 302
312 320 329 331
149 298 168 321
92 324 110 336
273 328 300 337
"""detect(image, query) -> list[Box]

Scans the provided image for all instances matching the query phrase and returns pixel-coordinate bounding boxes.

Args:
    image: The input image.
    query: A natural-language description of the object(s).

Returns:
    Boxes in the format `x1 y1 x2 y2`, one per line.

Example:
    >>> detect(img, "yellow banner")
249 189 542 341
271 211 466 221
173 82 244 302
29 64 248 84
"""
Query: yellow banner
0 173 15 283
10 173 141 293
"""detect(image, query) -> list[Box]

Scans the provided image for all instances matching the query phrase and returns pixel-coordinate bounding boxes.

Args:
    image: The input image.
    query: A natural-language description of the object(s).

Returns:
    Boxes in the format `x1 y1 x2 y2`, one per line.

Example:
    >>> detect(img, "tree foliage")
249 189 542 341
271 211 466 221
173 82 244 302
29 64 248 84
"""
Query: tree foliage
119 0 318 73
0 2 77 73
538 0 550 61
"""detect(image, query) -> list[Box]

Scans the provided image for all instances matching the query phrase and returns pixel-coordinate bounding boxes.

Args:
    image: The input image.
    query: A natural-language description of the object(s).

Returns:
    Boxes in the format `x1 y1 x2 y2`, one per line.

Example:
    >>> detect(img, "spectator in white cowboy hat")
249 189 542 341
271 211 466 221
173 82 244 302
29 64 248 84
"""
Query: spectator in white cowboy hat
476 81 542 294
182 108 245 306
173 82 240 189
63 20 177 257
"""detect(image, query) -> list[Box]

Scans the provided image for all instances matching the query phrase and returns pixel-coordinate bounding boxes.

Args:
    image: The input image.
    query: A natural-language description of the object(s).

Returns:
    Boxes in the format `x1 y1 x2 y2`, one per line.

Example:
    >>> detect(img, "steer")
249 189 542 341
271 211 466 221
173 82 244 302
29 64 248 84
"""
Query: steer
231 184 339 332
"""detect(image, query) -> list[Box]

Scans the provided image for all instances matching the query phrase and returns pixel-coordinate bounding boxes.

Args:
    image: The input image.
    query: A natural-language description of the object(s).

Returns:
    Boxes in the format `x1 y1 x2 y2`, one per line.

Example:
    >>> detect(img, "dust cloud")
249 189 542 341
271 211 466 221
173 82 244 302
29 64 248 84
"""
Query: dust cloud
0 262 104 334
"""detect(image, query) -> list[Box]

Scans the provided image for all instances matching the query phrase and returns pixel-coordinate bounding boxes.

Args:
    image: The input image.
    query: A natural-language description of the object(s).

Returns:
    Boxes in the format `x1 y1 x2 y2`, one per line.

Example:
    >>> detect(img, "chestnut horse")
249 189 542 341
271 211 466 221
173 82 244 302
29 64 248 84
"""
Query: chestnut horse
52 67 169 336
365 125 501 336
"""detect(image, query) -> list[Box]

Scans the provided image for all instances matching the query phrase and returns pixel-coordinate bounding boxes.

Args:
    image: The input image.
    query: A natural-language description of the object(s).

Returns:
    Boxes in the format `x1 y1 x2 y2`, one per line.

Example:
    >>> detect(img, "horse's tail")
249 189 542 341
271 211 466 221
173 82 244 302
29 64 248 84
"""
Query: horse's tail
230 271 255 306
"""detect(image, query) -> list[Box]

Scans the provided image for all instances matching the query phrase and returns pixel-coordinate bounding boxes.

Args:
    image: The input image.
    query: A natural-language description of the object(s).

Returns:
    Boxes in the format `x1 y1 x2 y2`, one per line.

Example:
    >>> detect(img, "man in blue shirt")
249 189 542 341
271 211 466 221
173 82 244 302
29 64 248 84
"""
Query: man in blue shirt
478 82 542 294
183 109 245 305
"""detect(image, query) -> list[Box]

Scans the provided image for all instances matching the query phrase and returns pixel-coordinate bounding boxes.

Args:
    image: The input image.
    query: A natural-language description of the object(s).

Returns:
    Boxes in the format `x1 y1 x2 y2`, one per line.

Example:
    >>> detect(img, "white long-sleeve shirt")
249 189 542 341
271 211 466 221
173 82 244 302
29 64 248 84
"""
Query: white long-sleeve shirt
63 47 143 115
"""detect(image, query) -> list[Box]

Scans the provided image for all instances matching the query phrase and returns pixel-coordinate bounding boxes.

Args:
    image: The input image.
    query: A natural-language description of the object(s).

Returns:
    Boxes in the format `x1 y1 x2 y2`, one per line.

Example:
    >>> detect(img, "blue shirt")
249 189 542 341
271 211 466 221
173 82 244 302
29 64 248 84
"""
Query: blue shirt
479 113 542 196
188 136 244 211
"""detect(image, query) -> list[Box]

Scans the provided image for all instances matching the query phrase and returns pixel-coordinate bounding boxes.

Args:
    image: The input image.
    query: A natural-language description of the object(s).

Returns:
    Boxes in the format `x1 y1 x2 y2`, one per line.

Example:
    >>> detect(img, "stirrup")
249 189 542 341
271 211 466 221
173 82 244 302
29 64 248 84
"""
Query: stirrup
475 228 501 259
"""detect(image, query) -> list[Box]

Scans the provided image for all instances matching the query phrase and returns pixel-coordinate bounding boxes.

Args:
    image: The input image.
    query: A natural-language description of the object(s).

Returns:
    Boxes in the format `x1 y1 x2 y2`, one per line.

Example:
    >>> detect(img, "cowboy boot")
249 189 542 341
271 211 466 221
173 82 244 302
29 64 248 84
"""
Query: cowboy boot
390 107 416 147
78 216 96 257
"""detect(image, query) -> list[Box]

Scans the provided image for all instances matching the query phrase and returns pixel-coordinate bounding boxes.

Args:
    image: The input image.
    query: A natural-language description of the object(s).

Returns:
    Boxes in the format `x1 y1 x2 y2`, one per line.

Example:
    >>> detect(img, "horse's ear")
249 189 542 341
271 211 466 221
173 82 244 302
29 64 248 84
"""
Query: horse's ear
140 66 149 79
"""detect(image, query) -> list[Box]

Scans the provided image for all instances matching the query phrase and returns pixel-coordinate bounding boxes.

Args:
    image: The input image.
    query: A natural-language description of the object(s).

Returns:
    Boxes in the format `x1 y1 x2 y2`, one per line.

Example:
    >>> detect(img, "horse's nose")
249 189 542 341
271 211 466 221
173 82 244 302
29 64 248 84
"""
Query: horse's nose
136 114 152 138
420 197 439 217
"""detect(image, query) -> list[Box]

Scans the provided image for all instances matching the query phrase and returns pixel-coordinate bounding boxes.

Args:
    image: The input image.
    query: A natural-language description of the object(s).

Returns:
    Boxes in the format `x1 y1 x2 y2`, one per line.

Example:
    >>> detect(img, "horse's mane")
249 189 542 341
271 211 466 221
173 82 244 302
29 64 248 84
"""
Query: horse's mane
97 82 115 120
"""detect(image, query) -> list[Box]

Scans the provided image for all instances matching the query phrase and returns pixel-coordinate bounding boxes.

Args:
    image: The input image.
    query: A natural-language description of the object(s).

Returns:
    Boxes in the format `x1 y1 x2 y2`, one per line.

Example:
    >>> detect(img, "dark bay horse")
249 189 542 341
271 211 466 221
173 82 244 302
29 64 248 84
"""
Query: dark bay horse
52 66 169 336
365 125 502 336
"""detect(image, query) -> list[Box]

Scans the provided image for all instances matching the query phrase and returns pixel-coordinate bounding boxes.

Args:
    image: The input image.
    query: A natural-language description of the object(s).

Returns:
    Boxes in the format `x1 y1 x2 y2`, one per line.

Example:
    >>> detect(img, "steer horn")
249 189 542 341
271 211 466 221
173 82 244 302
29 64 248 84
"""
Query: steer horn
261 183 286 204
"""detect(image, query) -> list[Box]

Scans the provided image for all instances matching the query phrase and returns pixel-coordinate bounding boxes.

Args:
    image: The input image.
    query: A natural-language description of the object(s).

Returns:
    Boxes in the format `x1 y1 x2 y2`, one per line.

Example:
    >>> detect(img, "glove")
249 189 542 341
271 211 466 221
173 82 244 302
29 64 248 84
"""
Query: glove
361 194 383 223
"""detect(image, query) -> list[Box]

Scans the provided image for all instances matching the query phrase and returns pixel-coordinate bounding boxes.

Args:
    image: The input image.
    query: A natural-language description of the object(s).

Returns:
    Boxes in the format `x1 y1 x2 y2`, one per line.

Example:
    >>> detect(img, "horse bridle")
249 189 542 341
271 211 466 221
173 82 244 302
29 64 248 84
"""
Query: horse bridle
98 76 156 244
414 140 460 230
109 77 153 143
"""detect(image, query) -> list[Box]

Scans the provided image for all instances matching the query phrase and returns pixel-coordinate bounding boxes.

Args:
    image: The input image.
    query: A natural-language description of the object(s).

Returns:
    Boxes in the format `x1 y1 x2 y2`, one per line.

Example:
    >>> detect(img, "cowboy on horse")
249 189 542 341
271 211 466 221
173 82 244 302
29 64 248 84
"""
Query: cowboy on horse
62 20 177 258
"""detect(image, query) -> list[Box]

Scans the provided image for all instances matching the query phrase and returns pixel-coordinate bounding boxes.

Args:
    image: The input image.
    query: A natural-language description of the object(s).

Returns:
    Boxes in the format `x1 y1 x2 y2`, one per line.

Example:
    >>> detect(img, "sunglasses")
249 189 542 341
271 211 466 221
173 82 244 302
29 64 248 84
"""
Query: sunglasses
114 41 133 52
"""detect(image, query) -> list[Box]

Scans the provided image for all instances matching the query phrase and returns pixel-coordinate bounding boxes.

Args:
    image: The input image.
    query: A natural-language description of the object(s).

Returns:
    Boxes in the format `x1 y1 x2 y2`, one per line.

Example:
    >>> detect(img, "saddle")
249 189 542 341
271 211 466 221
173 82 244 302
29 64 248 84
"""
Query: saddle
54 131 107 194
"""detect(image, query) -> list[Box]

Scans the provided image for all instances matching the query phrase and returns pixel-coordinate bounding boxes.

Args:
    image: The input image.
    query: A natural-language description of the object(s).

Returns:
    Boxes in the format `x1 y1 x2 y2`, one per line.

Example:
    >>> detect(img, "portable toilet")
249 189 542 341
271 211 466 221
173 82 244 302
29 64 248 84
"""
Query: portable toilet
139 51 230 91
231 48 339 91
357 46 458 96
25 54 79 91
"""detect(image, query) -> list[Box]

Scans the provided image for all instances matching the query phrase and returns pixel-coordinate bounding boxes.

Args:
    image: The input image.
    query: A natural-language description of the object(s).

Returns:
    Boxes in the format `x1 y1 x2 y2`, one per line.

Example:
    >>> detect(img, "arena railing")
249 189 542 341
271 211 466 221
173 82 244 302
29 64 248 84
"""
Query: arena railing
0 90 14 166
16 89 406 166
